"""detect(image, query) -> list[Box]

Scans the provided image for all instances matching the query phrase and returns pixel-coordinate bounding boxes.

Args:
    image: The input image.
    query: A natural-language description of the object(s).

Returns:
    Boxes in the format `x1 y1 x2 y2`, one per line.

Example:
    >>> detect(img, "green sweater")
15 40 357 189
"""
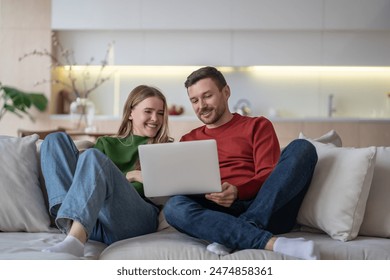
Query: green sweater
93 134 149 196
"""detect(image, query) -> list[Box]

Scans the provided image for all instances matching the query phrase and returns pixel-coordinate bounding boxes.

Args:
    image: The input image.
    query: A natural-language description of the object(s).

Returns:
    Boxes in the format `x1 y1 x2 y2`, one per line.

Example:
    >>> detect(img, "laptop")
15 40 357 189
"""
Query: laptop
138 139 222 197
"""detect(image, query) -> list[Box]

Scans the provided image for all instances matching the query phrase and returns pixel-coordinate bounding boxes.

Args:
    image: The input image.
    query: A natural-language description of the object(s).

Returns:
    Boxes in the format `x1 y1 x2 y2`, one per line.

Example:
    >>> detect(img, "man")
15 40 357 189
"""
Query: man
163 66 319 259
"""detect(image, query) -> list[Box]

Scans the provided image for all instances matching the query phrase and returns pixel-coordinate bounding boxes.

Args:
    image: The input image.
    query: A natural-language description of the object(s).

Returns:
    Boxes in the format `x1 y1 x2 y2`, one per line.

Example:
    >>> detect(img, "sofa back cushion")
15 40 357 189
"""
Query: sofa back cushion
297 141 376 241
0 134 51 232
359 147 390 237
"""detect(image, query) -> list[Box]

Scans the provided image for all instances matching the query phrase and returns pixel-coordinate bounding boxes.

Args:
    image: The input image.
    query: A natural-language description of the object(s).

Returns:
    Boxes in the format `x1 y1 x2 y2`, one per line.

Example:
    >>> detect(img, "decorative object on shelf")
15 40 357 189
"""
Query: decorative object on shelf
69 97 96 132
234 98 252 116
19 32 114 131
0 83 48 122
168 104 185 115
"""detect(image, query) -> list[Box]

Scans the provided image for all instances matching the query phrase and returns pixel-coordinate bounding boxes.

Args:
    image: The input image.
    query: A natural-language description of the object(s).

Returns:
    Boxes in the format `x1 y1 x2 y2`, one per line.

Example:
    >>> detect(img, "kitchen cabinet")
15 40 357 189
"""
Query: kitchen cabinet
52 0 390 66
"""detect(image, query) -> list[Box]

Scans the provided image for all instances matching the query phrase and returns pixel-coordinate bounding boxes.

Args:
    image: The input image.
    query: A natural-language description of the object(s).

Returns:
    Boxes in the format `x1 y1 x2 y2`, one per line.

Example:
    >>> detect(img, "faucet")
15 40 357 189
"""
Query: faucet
328 94 336 118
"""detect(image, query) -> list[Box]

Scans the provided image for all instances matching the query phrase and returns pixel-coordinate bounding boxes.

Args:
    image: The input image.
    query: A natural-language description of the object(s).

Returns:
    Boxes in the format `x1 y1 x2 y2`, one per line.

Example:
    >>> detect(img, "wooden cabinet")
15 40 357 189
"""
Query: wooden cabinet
49 116 390 147
273 119 390 148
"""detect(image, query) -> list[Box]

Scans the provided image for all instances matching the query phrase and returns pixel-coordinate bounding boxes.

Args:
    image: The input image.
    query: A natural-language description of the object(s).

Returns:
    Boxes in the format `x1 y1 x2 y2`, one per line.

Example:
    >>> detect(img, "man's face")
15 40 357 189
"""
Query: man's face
187 78 230 128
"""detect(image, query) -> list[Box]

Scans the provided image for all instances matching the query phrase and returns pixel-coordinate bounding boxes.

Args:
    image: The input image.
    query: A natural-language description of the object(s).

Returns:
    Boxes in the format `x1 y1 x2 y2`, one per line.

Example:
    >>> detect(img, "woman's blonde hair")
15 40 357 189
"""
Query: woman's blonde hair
117 85 172 143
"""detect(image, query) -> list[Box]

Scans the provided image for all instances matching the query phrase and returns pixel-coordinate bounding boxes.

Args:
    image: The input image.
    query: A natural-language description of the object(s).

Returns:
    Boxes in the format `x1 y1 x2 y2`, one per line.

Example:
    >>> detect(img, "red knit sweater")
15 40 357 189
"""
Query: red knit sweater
181 113 280 200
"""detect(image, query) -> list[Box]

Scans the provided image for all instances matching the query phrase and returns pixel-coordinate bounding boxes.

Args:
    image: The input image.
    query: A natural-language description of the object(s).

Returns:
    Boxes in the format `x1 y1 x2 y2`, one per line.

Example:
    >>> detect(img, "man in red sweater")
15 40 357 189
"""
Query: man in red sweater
163 66 319 259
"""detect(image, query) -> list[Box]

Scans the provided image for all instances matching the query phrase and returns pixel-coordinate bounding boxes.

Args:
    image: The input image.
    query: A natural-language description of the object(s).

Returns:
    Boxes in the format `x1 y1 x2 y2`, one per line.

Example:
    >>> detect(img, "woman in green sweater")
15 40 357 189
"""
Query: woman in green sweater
40 85 172 257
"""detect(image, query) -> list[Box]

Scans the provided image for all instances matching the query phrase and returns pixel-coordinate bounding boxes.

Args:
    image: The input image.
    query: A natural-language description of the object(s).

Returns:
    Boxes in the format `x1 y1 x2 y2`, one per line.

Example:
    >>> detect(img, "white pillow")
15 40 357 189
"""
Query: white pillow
0 134 51 232
299 130 342 147
297 141 376 241
359 147 390 237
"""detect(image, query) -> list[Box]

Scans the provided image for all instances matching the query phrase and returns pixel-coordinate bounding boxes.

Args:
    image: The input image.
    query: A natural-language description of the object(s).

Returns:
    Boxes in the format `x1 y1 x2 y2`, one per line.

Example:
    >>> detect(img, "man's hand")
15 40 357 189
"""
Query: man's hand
205 182 238 207
126 170 143 183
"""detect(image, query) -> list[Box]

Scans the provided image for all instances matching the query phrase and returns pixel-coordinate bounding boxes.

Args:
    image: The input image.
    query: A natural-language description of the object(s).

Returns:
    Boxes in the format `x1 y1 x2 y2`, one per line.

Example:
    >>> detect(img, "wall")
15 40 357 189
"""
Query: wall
0 0 52 136
1 0 390 137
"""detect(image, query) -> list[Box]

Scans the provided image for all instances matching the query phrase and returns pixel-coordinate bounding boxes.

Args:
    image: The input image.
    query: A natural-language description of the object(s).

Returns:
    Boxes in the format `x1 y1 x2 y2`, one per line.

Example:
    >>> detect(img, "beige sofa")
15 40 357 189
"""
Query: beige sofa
1 131 390 260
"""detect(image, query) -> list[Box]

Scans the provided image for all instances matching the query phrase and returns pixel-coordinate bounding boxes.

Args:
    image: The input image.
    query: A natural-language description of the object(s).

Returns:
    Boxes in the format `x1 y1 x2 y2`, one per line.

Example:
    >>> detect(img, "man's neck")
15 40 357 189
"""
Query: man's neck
206 112 234 129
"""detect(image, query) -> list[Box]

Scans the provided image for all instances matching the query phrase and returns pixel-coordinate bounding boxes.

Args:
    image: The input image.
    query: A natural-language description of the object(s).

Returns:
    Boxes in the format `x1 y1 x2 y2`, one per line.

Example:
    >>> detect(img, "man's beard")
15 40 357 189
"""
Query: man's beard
198 106 224 125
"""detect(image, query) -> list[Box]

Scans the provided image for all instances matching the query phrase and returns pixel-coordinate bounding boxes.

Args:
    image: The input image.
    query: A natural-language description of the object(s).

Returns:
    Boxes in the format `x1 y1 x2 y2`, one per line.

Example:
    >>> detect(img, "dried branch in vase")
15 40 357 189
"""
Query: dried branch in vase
19 33 114 99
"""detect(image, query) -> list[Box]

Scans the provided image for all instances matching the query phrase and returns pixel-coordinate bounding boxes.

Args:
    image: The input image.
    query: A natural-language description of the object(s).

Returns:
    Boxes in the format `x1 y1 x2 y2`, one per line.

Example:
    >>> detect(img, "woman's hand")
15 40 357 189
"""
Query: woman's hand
126 170 143 183
205 182 238 207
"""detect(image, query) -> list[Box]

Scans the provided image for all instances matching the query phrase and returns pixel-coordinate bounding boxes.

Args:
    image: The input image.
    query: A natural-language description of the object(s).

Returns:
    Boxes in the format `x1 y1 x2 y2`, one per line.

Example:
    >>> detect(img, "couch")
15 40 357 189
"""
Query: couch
1 130 390 260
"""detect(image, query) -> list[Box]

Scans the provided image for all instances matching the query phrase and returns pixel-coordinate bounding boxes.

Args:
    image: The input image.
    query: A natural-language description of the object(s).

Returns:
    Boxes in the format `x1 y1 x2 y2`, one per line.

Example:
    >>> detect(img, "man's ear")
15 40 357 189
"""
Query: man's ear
223 85 231 100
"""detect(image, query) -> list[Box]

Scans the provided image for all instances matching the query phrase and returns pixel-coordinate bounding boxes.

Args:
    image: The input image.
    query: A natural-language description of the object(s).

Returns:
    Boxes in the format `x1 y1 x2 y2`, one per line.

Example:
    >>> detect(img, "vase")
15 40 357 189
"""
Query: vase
69 97 96 132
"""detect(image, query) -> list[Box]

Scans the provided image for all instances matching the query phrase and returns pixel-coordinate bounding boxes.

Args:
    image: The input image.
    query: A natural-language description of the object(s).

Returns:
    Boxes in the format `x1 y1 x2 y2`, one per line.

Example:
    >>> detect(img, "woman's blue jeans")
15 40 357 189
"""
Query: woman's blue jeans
40 132 159 245
163 139 317 250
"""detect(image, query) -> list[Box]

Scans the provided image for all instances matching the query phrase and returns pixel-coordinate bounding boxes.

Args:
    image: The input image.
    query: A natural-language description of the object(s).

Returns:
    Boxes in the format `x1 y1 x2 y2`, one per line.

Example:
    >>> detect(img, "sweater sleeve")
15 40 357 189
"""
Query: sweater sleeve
93 137 105 154
236 119 280 200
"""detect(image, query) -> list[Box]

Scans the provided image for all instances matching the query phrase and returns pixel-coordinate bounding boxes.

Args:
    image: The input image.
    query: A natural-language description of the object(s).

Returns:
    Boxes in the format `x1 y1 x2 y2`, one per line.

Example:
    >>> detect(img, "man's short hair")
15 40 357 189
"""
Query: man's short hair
184 66 227 91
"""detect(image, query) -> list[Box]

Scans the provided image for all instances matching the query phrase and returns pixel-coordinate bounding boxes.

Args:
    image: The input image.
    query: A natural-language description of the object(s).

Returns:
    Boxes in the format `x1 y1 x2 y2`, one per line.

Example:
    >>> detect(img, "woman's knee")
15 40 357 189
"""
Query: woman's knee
41 132 70 151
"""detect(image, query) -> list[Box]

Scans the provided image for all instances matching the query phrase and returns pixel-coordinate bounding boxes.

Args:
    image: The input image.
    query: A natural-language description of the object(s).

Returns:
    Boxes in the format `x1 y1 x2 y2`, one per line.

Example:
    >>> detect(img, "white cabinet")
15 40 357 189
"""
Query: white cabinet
232 31 323 66
52 0 390 66
322 31 390 66
324 0 390 30
231 0 323 30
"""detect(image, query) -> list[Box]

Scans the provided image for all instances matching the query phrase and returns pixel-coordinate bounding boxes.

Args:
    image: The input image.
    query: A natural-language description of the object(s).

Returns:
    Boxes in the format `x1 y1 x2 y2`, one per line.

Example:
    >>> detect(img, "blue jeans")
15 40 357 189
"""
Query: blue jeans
163 139 317 250
40 132 159 245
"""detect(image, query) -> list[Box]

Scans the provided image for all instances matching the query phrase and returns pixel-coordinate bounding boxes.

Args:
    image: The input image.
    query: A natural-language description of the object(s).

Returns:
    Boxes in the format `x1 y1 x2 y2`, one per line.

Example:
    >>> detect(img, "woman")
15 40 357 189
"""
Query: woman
40 85 172 257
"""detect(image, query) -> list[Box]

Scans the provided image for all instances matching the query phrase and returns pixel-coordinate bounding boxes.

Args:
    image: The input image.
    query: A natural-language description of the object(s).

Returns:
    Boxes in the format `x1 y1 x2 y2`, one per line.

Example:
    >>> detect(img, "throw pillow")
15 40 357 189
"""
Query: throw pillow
299 129 342 147
359 147 390 237
297 141 376 241
0 134 51 232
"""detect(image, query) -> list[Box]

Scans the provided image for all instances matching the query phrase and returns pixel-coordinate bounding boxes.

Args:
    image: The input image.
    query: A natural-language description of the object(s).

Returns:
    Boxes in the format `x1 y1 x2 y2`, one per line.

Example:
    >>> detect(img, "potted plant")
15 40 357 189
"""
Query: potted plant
0 83 48 121
19 33 114 132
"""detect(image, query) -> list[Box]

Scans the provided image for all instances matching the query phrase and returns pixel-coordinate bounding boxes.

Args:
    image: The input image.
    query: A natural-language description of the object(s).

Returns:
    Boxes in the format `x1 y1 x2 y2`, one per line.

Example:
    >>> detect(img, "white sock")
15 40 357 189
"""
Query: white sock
42 235 85 257
206 242 232 256
273 237 319 260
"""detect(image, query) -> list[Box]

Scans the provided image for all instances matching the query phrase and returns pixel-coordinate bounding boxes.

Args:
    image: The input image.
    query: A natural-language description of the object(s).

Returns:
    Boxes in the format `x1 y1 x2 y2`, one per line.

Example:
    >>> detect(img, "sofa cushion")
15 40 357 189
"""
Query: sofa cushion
299 129 342 147
359 147 390 238
99 228 295 260
297 141 376 241
0 134 51 232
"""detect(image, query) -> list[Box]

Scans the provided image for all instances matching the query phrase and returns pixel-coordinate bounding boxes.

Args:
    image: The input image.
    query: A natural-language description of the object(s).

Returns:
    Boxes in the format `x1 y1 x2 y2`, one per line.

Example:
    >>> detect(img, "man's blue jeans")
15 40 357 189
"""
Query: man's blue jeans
40 132 159 245
163 139 317 250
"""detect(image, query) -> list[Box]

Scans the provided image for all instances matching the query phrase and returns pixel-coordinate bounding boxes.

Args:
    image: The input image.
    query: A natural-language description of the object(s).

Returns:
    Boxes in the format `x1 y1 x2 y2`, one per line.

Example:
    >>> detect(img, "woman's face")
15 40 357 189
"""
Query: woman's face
130 96 165 138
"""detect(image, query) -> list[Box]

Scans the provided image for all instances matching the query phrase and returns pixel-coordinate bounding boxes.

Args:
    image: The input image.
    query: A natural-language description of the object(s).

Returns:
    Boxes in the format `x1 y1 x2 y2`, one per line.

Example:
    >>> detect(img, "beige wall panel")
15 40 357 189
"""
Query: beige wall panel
168 119 203 142
301 121 360 147
1 0 50 29
272 121 304 147
0 0 51 136
359 122 390 147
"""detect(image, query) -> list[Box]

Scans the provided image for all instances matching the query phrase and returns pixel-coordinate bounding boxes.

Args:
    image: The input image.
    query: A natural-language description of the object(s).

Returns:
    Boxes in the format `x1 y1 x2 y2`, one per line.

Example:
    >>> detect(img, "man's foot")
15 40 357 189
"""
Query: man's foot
273 237 319 260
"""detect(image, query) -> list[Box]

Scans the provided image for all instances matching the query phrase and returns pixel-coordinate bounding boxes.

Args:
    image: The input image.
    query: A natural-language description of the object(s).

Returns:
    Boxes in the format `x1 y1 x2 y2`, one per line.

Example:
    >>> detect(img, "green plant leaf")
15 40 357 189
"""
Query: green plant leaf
0 84 48 121
29 93 48 111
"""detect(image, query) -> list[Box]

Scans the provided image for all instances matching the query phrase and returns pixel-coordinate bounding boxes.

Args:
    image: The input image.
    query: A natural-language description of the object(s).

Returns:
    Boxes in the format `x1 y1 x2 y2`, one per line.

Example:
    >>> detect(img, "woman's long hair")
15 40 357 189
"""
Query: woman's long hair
116 85 172 144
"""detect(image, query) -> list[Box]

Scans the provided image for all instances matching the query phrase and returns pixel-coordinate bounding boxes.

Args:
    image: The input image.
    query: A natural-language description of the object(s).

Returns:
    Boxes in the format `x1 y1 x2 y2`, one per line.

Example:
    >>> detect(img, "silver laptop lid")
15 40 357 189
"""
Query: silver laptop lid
139 139 221 197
